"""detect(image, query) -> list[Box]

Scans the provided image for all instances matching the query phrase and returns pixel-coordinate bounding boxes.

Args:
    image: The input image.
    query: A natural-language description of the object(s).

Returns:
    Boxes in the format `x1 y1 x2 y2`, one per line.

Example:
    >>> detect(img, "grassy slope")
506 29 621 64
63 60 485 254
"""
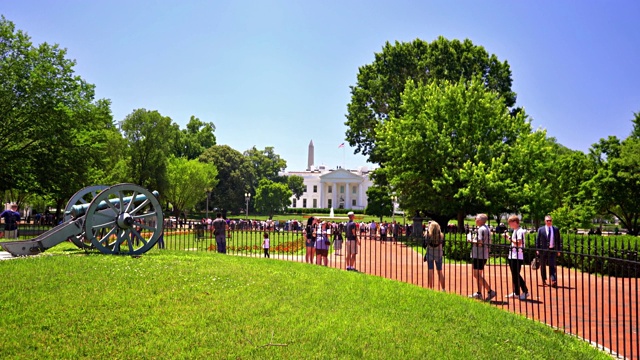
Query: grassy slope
0 251 609 359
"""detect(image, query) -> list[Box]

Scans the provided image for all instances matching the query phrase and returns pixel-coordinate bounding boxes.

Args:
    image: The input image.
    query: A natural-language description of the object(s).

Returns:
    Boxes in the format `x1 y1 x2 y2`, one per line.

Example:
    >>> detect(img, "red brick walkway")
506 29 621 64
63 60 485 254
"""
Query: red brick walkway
277 238 638 359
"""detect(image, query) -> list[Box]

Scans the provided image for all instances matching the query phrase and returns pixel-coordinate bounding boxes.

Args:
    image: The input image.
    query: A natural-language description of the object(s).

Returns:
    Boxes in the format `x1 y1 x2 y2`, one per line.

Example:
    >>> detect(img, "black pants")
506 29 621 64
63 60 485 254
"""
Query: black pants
263 248 269 258
539 250 557 282
508 259 528 295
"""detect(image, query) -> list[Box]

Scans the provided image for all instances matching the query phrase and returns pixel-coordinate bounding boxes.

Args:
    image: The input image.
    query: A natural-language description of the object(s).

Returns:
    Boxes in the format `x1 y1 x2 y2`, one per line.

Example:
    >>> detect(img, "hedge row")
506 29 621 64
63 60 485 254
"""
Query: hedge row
426 233 640 277
285 208 365 215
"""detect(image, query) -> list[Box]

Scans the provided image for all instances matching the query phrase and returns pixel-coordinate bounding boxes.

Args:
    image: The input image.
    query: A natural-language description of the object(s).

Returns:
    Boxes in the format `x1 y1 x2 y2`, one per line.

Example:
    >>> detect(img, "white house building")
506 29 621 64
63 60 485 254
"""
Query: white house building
283 140 373 210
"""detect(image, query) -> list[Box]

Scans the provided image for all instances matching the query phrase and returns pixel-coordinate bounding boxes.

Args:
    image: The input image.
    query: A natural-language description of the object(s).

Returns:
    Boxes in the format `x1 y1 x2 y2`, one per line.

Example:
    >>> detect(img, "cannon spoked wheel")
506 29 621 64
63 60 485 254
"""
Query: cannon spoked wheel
84 183 163 255
64 185 109 249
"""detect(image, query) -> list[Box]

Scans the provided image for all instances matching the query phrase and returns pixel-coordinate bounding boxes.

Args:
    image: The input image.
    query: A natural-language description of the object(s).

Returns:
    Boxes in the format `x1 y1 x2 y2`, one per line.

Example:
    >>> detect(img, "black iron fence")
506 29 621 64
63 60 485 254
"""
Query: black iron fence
3 222 639 359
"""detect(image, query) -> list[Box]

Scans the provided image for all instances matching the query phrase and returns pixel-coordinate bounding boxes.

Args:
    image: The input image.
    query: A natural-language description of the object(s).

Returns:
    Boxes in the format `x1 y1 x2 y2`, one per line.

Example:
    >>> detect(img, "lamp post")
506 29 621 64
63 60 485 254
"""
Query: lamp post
245 192 251 220
391 195 397 223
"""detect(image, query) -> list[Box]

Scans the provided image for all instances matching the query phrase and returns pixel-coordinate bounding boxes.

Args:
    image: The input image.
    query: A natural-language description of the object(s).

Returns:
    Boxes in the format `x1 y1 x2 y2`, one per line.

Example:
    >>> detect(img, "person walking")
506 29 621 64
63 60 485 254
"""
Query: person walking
391 220 400 244
304 217 317 264
345 212 360 271
468 214 497 301
1 203 21 239
212 212 228 254
424 221 445 291
369 220 377 240
504 215 529 300
380 222 388 242
315 221 330 266
536 215 562 288
334 223 344 256
262 232 270 258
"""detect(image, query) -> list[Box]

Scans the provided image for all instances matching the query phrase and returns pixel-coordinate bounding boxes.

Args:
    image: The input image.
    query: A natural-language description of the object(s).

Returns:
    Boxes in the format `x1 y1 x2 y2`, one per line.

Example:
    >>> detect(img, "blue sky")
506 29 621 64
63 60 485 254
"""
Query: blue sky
3 1 639 171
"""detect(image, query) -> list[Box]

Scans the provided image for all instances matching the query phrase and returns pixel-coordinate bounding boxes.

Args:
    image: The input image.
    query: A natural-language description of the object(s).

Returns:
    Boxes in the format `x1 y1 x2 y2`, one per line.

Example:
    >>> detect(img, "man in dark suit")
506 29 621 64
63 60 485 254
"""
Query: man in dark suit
536 215 562 287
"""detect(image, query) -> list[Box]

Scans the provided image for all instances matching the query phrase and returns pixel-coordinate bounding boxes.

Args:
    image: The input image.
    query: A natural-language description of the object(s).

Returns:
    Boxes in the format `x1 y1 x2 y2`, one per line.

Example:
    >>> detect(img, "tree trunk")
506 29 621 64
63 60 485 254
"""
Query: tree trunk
430 214 452 234
457 210 465 233
55 198 64 224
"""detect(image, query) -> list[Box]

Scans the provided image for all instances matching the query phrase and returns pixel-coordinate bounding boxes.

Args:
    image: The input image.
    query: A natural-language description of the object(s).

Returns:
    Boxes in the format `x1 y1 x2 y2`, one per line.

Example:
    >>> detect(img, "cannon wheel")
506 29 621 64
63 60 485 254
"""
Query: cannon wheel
84 183 163 255
64 185 109 249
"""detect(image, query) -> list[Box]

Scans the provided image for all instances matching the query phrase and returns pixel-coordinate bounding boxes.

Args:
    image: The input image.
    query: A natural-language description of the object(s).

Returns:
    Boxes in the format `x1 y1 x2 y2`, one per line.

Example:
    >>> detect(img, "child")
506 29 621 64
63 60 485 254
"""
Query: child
262 232 270 258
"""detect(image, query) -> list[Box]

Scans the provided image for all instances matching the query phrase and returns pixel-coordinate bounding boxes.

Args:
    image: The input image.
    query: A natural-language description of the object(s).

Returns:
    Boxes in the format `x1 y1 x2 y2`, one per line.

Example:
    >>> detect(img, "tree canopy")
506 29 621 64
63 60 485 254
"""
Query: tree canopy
244 146 287 192
587 133 640 235
365 185 393 222
164 156 218 217
121 109 175 196
377 78 544 229
172 115 216 160
286 175 305 200
254 179 292 218
0 16 113 198
345 36 516 165
199 145 253 213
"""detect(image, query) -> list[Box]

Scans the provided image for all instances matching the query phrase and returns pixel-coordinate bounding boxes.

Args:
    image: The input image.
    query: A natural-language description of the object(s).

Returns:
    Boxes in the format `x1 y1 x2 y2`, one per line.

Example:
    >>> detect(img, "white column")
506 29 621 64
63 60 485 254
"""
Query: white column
345 181 351 209
332 182 337 208
319 179 324 208
357 183 363 209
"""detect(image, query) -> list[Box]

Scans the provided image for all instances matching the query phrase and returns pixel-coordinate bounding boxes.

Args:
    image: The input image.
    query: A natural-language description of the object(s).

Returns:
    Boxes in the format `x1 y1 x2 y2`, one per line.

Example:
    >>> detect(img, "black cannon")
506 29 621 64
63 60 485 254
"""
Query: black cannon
1 183 163 256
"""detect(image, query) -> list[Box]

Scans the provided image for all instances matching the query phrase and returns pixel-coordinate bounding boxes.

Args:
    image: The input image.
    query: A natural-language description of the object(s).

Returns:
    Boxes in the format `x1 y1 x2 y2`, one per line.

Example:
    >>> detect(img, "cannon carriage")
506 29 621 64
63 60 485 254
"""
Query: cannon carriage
1 183 163 256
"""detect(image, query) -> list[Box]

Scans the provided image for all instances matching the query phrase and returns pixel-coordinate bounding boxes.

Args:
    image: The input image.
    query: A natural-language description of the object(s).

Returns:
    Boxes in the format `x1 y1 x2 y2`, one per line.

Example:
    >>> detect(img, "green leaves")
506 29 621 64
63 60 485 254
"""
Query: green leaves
165 156 218 216
345 37 515 165
378 78 536 224
0 16 109 197
254 179 293 217
365 185 393 222
589 137 640 235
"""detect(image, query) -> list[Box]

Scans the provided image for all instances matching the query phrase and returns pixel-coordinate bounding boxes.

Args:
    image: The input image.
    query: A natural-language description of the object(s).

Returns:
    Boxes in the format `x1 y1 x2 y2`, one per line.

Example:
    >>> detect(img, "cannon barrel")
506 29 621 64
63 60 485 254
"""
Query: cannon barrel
69 190 159 218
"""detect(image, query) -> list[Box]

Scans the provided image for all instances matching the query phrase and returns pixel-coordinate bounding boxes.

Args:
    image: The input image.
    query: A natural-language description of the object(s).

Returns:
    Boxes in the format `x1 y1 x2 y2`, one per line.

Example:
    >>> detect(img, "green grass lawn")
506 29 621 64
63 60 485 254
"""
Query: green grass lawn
0 250 609 359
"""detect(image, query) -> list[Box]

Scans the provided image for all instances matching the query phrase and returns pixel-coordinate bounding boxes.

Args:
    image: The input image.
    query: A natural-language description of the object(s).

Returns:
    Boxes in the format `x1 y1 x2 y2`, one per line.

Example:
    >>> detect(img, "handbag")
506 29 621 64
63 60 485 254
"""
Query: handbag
531 256 540 270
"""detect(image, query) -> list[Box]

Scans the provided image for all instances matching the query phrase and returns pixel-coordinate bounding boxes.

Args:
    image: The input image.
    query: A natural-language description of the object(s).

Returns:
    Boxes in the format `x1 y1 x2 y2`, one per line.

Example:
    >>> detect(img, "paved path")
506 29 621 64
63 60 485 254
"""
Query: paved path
268 238 637 359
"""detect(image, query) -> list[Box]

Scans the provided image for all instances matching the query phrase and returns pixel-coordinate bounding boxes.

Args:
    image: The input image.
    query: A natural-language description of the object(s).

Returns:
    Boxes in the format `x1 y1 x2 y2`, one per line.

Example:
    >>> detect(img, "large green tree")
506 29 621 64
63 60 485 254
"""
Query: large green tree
254 179 292 218
164 156 218 218
377 79 544 230
244 146 287 192
199 145 253 214
365 185 393 222
286 175 305 200
587 121 640 235
172 115 216 160
548 148 596 231
0 16 113 198
345 37 516 165
120 109 175 196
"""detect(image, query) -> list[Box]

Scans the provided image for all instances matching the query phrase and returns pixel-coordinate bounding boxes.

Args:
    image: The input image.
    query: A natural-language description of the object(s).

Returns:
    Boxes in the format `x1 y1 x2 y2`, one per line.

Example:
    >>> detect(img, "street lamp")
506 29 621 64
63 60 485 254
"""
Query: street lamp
245 192 251 220
391 195 397 223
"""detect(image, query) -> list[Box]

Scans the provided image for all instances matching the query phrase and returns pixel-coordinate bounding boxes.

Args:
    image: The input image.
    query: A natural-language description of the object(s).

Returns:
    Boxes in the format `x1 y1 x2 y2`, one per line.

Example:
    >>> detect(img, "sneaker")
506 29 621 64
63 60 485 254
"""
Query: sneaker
469 292 483 300
486 290 497 302
505 292 518 299
519 292 530 300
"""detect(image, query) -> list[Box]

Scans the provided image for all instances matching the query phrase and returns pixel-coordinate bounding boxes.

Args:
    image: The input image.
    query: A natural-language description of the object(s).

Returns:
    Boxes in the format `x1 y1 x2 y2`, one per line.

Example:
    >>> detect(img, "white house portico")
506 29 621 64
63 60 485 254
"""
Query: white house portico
285 166 373 210
284 140 373 210
319 168 366 210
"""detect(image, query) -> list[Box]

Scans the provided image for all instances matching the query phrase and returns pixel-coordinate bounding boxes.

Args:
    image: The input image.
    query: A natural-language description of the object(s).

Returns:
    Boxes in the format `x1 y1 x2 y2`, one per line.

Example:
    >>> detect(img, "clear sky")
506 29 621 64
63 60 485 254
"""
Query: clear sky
3 1 639 171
